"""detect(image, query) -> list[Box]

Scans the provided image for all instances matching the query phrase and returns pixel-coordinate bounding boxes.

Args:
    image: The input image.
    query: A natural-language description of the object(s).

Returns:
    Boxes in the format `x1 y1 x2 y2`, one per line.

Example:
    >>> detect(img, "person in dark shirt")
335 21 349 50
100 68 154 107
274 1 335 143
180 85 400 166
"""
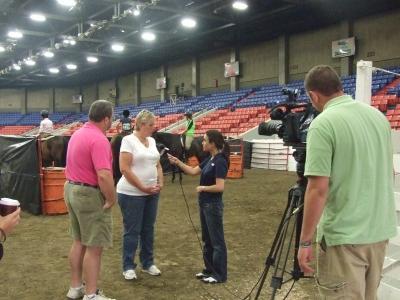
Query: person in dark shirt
120 110 133 135
168 129 229 284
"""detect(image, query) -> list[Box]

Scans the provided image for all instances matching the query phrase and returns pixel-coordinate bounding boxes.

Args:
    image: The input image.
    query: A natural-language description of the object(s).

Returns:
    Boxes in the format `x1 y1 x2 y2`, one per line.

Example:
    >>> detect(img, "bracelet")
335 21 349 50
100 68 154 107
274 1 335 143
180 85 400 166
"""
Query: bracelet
0 228 6 243
299 240 312 248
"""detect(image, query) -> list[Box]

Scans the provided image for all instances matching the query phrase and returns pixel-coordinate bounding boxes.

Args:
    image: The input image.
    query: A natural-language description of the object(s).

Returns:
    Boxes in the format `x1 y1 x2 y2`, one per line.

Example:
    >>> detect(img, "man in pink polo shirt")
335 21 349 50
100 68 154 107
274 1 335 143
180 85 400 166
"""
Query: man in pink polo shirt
64 100 116 300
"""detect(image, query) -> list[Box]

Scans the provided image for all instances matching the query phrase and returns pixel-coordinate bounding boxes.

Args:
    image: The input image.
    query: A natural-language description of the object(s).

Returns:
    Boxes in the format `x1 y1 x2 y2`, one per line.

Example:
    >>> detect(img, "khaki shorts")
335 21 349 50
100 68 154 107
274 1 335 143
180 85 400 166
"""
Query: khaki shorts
316 238 387 300
64 182 113 247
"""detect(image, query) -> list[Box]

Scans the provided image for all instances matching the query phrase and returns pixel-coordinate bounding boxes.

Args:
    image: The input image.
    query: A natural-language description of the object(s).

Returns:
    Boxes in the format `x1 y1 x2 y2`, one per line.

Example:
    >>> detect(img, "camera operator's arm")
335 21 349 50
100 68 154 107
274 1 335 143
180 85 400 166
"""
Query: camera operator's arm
298 176 329 273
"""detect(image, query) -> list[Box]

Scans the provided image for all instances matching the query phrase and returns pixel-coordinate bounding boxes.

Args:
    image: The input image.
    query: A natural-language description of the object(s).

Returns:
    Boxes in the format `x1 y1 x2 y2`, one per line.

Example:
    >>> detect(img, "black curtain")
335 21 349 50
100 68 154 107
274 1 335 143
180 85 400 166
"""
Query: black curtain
0 135 41 215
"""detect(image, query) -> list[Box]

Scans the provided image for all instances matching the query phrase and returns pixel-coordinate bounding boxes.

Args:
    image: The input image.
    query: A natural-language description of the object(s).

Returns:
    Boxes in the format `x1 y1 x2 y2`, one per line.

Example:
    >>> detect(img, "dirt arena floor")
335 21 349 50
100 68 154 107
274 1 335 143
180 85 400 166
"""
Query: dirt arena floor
0 169 318 300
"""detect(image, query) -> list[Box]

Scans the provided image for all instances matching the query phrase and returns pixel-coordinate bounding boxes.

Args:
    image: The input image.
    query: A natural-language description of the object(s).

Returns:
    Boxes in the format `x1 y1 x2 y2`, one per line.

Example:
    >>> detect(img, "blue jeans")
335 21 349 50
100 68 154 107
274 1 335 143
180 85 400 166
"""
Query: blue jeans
118 193 159 271
199 200 227 282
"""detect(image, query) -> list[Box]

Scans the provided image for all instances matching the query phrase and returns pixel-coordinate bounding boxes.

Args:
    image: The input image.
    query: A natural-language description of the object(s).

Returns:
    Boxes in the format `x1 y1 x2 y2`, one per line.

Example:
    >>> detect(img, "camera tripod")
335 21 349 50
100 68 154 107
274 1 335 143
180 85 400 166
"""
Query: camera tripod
255 156 311 299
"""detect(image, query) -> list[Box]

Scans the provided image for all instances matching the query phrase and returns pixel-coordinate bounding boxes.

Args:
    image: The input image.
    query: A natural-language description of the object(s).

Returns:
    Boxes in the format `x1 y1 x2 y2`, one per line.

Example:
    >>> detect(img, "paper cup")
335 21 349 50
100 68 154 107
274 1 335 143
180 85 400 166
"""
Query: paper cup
0 198 20 216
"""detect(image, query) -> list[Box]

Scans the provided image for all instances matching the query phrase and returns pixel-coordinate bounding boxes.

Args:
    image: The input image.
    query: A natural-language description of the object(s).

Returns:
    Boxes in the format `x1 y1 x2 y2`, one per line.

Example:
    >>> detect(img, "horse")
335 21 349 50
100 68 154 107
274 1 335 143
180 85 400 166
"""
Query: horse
40 135 69 167
152 131 208 182
110 131 208 184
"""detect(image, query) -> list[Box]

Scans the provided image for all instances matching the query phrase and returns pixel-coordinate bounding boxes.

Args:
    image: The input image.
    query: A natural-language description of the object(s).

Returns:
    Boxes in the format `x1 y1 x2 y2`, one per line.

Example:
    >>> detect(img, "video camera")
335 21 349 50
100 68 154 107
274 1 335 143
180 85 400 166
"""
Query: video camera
258 88 318 149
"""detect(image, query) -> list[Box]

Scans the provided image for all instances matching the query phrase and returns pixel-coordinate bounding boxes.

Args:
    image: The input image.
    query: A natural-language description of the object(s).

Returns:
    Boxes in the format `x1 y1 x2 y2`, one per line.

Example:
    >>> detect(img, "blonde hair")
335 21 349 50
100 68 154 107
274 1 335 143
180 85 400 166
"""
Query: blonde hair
135 109 155 130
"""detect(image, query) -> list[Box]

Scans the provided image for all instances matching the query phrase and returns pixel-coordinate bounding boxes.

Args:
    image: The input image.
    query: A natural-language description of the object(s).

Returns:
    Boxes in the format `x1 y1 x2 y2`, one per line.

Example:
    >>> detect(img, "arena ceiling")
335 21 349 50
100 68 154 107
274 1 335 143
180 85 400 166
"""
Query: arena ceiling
0 0 399 88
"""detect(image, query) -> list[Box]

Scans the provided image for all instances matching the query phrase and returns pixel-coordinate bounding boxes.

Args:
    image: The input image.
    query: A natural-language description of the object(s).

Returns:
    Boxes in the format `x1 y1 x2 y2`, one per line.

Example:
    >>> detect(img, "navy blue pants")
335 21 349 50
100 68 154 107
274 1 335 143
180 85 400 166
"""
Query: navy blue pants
199 200 227 282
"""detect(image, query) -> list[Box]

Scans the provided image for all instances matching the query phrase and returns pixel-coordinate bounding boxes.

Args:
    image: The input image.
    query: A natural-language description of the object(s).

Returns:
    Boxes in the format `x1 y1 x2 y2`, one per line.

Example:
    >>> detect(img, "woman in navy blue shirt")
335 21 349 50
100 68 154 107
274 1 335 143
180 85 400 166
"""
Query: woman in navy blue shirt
168 130 229 283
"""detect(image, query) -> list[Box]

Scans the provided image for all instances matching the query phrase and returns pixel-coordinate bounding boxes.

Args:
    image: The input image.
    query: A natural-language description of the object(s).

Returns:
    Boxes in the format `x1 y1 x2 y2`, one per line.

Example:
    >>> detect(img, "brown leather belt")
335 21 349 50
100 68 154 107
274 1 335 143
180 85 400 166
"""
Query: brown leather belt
68 180 98 189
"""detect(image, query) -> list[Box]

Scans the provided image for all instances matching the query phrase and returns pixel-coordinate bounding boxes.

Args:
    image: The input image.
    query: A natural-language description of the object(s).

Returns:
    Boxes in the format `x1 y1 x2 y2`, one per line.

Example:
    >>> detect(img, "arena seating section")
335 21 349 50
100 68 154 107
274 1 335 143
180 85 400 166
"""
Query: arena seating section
0 66 399 136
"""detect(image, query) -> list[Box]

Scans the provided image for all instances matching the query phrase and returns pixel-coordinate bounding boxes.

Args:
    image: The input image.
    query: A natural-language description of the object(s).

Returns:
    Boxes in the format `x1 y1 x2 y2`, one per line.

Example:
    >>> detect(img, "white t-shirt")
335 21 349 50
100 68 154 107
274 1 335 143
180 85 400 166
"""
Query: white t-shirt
116 134 160 196
39 118 54 133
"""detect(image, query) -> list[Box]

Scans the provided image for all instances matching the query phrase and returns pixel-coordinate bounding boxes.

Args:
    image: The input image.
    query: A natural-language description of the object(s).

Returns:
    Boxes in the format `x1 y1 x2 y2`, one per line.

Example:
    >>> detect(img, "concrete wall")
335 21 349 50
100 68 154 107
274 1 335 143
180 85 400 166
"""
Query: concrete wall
98 79 115 103
354 10 400 68
200 49 230 94
55 87 79 112
289 24 342 81
240 39 279 88
0 89 23 112
167 59 192 96
141 68 159 102
82 83 97 111
26 88 51 112
118 73 136 105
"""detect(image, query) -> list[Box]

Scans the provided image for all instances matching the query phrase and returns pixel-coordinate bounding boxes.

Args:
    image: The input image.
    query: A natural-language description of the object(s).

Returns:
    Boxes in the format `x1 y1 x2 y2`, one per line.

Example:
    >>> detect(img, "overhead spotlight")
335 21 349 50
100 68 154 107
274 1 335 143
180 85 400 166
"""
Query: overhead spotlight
63 37 76 46
49 67 59 74
0 46 5 52
57 0 77 7
133 8 140 16
13 64 21 71
232 1 248 10
25 59 36 66
66 63 77 70
86 56 98 63
43 50 54 58
181 17 197 29
141 31 156 42
30 13 46 22
111 43 124 52
8 30 23 39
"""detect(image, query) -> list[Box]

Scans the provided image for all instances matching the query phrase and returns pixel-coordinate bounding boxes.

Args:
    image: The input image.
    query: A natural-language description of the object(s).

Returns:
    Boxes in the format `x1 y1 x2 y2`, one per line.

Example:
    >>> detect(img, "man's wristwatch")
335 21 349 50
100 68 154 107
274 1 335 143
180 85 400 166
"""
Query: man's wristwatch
299 240 312 248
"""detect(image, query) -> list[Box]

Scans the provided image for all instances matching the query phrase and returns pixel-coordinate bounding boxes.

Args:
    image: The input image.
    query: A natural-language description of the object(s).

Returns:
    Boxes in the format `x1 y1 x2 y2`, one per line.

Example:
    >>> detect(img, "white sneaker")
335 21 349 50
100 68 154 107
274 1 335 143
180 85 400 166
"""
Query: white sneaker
122 269 137 280
66 285 85 299
202 276 219 284
142 265 161 276
83 290 116 300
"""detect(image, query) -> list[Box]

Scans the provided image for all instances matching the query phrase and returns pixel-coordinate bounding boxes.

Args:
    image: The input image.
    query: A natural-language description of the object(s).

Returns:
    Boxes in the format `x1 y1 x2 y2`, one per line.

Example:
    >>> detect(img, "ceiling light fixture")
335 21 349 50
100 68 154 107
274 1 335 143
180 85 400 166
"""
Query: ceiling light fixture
111 43 124 52
86 56 98 63
181 17 197 28
13 64 21 71
66 63 77 70
25 59 36 66
43 50 54 58
63 38 76 46
0 46 5 52
57 0 77 7
133 9 140 16
141 31 156 42
49 67 59 74
30 13 46 22
8 30 23 39
232 1 248 10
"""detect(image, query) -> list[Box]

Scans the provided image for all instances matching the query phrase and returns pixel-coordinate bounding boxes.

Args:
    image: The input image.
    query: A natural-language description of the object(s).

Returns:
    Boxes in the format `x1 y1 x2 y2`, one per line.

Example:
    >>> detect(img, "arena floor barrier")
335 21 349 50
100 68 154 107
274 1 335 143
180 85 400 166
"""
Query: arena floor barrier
0 135 41 215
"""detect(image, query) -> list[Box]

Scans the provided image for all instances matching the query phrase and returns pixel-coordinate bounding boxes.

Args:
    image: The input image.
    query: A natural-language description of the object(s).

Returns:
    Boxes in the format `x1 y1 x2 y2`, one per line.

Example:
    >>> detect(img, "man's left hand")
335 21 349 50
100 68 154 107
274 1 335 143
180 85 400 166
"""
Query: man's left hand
297 246 315 274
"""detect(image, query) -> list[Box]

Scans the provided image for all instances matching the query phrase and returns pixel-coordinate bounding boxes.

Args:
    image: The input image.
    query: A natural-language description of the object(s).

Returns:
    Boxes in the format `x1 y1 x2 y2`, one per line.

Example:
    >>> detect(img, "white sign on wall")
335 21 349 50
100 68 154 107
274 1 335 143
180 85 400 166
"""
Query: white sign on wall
224 61 240 78
156 77 167 90
332 37 356 58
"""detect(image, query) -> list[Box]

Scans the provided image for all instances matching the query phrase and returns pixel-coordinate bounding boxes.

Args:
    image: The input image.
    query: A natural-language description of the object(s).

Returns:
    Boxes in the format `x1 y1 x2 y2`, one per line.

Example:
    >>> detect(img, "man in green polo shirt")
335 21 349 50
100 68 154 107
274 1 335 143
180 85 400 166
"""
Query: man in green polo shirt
297 65 397 299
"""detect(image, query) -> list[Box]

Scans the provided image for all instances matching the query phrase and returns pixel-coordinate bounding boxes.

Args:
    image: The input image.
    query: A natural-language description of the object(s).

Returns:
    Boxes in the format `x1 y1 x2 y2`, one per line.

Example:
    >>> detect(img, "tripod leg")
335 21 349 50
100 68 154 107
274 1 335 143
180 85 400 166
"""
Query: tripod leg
254 186 298 300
